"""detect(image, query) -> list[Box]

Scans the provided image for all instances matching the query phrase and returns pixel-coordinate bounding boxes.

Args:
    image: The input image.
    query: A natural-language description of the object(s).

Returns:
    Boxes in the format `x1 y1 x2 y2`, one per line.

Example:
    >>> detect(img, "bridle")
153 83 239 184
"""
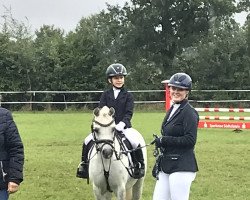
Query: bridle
90 118 149 192
91 118 119 192
92 119 115 145
91 119 119 159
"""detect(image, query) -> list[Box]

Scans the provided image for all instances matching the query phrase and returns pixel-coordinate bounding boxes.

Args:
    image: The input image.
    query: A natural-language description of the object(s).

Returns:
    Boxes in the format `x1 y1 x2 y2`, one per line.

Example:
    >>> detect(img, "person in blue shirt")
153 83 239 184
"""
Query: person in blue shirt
76 63 145 179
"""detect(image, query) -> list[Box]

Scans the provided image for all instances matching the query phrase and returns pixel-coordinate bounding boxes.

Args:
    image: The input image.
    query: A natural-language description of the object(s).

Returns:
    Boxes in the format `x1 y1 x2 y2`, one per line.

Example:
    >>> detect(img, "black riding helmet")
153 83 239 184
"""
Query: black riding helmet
168 73 192 90
106 63 127 78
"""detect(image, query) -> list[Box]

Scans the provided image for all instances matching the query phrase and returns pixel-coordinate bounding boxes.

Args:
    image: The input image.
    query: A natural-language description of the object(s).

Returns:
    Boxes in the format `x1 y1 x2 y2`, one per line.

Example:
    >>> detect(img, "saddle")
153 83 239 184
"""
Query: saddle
115 131 135 171
89 130 140 178
116 131 133 151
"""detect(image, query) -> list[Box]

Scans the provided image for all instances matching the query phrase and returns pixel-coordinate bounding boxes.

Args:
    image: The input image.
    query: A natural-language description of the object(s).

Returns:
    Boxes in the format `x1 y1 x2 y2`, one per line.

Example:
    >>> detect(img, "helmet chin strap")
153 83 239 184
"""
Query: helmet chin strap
173 96 188 104
113 85 124 89
173 100 181 104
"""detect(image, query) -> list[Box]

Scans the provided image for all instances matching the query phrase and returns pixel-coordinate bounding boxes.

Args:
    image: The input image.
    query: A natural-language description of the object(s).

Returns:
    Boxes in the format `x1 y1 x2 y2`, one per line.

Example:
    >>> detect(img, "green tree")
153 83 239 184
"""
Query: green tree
33 25 65 91
96 0 246 92
57 16 109 107
0 7 34 91
119 0 238 75
31 25 65 109
62 17 103 91
246 15 250 55
173 18 250 91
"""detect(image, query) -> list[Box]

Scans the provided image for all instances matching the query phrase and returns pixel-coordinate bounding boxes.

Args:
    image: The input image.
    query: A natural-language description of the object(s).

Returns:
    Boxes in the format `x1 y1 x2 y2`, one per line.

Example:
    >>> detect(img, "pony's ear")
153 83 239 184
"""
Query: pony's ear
93 107 100 116
109 107 115 116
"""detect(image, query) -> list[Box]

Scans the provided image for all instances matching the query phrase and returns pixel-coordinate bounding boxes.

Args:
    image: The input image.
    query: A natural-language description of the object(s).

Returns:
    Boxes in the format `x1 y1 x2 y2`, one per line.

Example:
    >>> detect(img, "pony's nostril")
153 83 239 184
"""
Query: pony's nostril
102 149 113 159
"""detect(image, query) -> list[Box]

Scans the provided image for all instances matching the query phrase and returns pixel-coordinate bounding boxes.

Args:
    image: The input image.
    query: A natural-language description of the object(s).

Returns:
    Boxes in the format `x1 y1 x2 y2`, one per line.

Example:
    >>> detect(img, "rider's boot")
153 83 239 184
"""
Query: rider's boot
76 141 92 179
132 145 145 179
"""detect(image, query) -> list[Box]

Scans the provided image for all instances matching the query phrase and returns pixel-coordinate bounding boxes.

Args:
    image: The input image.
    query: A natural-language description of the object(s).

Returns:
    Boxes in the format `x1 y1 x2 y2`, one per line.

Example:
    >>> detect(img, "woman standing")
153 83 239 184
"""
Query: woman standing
152 73 199 200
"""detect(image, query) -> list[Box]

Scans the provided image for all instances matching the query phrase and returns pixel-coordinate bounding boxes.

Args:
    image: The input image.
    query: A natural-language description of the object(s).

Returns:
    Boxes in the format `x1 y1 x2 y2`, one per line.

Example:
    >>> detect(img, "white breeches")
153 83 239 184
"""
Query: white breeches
122 128 140 148
153 171 196 200
84 128 140 148
84 133 93 144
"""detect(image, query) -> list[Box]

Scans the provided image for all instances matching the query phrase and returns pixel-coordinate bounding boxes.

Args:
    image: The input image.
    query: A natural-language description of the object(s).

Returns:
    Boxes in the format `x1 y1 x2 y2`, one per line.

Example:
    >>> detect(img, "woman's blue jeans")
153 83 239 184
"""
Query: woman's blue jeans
0 190 9 200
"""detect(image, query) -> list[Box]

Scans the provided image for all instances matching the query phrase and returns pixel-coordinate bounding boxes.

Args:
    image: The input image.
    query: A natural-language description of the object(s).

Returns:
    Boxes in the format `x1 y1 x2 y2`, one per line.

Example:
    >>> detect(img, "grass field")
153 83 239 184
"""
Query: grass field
8 111 250 200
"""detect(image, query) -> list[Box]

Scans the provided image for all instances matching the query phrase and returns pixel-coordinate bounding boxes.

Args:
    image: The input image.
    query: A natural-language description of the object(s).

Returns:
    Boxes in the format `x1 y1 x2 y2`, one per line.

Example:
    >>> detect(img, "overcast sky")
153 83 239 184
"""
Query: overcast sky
0 0 248 33
0 0 127 33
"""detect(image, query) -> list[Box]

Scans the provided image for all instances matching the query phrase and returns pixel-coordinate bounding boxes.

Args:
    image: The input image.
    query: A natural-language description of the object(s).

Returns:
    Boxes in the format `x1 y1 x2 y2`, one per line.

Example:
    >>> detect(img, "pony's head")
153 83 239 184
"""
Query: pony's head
92 106 116 159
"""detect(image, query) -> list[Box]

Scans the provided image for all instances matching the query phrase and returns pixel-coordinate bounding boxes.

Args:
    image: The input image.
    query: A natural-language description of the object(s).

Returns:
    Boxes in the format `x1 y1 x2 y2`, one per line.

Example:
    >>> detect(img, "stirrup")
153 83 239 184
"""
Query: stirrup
132 163 145 179
133 168 145 179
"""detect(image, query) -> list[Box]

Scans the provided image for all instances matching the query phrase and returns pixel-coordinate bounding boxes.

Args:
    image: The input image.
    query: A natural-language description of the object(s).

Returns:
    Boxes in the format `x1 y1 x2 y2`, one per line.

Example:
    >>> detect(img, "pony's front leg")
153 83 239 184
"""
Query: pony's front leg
116 185 126 200
126 188 132 200
93 193 112 200
93 185 112 200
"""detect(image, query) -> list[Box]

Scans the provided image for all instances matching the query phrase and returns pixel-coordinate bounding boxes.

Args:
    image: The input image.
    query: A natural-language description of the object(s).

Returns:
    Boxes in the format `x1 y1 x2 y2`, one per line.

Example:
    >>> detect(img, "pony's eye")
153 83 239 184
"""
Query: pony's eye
111 127 115 132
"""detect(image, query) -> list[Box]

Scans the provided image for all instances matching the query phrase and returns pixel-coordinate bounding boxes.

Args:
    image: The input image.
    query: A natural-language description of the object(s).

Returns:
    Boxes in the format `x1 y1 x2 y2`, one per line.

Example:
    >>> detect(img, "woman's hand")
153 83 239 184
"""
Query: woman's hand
8 182 19 194
151 137 162 148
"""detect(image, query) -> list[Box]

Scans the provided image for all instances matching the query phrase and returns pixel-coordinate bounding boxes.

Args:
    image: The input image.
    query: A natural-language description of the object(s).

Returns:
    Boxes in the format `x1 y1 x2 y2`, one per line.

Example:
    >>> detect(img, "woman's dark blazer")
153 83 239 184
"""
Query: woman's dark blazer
159 99 199 174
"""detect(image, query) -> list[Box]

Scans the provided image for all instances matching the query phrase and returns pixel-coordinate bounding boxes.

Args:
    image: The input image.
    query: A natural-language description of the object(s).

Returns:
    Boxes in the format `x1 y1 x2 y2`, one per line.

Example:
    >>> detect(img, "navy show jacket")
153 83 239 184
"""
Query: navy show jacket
159 99 199 174
99 87 134 128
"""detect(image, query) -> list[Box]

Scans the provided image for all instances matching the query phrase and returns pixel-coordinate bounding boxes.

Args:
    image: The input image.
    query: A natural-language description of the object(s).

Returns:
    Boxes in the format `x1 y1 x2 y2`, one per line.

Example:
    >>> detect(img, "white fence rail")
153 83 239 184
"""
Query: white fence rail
0 90 250 106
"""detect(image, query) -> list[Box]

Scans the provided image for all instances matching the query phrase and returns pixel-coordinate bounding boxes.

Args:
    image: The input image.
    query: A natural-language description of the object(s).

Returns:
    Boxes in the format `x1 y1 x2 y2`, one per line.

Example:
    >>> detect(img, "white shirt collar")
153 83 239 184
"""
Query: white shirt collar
168 103 180 121
113 87 121 99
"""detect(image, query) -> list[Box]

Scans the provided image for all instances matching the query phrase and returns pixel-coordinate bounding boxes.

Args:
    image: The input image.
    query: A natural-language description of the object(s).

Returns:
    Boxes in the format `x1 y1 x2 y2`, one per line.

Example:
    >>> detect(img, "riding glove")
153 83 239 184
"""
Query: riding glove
115 121 126 132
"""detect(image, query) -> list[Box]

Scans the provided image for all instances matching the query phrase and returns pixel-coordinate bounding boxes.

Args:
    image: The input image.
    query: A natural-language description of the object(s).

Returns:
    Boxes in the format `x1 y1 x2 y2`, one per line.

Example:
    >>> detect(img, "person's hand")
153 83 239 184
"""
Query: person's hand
151 137 162 148
8 182 19 194
115 121 126 132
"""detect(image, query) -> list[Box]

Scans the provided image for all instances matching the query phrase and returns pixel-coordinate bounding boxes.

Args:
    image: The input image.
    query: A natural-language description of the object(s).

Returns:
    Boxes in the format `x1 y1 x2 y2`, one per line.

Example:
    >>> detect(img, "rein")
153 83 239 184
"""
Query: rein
120 143 151 154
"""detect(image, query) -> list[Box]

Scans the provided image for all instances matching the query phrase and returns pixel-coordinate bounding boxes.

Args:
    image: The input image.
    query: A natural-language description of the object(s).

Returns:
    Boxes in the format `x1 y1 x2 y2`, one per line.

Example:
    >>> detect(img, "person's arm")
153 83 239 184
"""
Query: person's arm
99 91 107 108
122 92 134 127
4 110 24 193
